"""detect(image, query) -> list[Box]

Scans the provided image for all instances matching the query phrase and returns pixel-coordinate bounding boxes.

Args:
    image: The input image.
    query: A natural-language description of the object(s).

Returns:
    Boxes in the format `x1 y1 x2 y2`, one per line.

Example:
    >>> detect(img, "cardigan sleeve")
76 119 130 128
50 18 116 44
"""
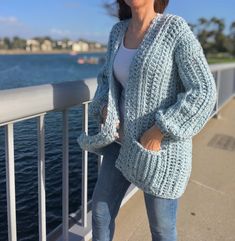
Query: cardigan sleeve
88 60 109 124
88 23 117 124
154 17 217 141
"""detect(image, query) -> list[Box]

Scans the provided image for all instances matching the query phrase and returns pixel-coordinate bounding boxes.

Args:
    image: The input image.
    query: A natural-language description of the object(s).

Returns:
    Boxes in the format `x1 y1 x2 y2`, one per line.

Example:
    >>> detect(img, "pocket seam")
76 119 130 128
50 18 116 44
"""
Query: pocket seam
133 139 166 156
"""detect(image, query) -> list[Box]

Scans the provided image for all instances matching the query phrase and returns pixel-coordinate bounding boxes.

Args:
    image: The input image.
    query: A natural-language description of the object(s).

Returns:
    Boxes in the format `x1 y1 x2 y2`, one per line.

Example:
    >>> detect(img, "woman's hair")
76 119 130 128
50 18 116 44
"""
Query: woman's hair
102 0 169 21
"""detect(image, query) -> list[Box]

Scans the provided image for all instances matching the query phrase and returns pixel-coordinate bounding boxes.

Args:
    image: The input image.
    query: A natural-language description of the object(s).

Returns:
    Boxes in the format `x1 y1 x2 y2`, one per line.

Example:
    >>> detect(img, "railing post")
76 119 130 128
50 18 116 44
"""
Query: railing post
233 68 235 98
81 103 88 227
37 114 47 241
5 123 17 241
62 109 69 241
214 70 221 119
97 123 103 175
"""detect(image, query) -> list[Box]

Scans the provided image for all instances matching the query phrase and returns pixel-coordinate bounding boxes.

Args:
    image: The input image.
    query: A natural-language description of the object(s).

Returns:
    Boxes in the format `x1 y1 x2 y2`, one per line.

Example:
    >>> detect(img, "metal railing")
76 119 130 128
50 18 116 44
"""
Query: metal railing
0 63 235 241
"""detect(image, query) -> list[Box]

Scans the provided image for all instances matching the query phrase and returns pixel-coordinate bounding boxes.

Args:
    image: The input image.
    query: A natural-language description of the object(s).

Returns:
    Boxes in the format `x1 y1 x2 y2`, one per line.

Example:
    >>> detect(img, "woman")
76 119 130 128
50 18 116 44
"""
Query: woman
77 0 217 240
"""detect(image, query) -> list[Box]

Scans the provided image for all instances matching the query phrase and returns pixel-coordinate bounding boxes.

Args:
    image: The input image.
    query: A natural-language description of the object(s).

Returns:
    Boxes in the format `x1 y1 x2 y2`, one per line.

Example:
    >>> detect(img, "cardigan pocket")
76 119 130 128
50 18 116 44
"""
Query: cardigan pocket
118 137 168 187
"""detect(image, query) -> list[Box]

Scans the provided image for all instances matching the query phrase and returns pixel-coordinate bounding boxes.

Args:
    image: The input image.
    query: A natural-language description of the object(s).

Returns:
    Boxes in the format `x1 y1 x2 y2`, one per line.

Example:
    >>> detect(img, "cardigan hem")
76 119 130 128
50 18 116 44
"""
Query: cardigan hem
114 137 192 199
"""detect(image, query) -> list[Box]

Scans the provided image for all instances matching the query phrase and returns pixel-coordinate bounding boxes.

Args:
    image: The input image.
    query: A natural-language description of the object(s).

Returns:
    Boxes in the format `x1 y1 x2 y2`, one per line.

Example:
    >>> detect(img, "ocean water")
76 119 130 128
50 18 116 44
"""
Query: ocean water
0 53 105 241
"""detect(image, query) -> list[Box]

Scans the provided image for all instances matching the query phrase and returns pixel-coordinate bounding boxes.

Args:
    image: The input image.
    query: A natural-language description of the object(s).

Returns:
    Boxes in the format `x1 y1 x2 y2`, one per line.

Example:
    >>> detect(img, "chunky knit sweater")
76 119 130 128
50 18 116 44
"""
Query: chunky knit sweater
77 13 217 199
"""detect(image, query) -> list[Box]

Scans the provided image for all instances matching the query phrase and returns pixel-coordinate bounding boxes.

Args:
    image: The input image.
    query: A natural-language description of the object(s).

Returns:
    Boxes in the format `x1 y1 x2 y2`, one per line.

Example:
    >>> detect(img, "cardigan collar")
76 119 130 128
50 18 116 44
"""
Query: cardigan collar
121 12 165 48
109 12 171 85
108 13 171 118
113 12 170 58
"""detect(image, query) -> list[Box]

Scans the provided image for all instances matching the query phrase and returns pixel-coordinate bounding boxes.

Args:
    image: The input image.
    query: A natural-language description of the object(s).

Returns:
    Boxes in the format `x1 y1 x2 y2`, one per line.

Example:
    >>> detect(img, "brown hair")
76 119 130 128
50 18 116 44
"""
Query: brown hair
102 0 169 21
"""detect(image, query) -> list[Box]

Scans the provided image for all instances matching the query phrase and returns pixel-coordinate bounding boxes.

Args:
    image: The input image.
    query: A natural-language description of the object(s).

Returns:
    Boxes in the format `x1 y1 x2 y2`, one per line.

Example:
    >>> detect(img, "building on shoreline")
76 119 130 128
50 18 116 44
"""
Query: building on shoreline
0 37 106 53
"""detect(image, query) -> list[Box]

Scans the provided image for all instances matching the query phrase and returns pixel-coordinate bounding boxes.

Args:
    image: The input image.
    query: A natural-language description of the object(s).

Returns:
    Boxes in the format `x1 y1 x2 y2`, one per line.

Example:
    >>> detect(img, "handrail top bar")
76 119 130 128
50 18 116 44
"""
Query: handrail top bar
0 63 234 125
209 62 235 71
0 78 98 125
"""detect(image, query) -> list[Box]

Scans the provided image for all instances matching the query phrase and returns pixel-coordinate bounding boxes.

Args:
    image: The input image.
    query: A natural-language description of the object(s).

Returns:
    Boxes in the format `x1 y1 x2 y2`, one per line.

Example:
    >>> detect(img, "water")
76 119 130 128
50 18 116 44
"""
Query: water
0 53 105 241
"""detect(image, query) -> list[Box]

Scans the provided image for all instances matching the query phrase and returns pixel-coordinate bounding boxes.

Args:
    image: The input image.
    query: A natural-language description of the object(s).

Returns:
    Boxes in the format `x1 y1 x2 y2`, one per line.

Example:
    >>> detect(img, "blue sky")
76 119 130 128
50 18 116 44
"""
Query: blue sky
0 0 234 44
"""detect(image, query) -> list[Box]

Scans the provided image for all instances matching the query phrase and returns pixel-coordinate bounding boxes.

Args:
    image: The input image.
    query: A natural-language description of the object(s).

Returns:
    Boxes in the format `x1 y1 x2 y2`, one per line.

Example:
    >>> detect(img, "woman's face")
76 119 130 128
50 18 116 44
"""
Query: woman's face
124 0 154 9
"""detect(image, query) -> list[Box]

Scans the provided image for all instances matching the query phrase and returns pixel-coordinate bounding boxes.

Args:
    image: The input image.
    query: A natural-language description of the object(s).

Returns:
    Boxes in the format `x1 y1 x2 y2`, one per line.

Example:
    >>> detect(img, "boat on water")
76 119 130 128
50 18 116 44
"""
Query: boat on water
69 51 78 56
77 56 105 65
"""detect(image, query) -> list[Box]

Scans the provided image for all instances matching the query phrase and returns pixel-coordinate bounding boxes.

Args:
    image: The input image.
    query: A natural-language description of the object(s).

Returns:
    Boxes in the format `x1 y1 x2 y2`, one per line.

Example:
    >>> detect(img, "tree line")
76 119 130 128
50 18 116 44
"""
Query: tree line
189 16 235 57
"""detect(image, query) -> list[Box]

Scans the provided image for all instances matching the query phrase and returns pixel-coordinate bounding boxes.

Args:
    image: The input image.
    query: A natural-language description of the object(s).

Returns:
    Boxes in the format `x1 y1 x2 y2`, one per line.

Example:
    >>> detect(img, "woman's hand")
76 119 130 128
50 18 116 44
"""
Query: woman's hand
101 104 108 124
139 124 164 151
101 104 120 130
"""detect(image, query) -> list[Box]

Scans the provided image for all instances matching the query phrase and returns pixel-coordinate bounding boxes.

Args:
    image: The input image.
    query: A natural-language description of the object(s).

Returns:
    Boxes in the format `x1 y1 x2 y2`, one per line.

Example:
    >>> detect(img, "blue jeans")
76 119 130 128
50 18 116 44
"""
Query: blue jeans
92 142 179 241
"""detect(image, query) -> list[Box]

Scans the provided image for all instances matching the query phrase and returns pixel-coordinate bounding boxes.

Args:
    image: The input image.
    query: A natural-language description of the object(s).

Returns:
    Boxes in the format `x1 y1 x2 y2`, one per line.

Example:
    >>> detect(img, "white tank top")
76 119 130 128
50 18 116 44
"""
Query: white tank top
113 34 137 144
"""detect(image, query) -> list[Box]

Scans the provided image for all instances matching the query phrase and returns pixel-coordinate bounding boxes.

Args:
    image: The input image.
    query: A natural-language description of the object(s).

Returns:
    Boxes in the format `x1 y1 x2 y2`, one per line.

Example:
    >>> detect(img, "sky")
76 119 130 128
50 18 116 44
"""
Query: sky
0 0 235 44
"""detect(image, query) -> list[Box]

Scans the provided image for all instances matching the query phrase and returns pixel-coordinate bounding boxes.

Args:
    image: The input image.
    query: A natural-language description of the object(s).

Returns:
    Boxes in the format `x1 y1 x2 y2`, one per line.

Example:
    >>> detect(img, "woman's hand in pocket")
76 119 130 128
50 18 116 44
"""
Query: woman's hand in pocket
139 124 164 151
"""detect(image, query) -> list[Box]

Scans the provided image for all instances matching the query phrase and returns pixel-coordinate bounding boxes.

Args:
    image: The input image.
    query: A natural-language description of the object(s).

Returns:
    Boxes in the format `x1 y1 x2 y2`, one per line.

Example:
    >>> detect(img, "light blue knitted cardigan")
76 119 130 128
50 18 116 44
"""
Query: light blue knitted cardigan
77 13 217 199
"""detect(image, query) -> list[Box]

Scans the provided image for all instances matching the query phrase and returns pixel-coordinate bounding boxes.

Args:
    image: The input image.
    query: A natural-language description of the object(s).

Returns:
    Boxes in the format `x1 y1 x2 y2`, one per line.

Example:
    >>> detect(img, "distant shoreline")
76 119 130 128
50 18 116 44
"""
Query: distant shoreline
0 49 106 55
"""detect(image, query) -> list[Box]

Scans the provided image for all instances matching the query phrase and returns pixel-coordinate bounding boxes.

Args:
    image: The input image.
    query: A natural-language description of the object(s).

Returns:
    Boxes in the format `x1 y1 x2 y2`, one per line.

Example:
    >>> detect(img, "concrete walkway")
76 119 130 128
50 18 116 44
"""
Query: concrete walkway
109 98 235 241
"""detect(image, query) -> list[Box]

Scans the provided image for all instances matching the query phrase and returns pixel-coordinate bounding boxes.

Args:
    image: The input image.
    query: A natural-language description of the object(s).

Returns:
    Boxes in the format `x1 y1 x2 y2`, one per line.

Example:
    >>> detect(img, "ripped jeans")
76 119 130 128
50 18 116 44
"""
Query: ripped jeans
91 141 179 241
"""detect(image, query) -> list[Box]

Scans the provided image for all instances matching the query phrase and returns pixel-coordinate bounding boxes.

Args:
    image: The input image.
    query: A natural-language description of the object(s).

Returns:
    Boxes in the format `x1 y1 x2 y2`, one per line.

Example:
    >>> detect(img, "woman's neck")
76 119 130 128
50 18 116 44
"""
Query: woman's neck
129 10 159 32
